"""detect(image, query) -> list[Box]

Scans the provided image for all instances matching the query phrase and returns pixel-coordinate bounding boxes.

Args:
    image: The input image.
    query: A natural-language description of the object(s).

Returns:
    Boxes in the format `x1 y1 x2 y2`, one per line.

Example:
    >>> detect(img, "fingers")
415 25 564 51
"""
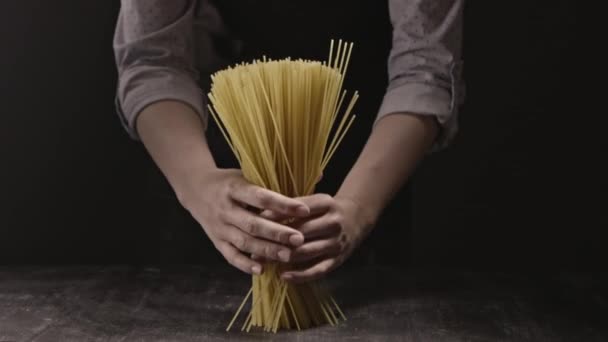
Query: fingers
230 180 310 217
295 214 342 240
251 254 266 262
223 224 293 263
296 193 334 216
257 193 335 227
291 238 341 263
259 209 290 223
259 194 341 240
224 205 304 247
216 242 262 275
281 258 337 283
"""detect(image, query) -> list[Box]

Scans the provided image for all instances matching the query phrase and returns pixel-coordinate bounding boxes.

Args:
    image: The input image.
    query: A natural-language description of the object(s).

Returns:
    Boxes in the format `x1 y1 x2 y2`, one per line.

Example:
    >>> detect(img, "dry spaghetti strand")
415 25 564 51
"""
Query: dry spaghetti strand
208 40 356 333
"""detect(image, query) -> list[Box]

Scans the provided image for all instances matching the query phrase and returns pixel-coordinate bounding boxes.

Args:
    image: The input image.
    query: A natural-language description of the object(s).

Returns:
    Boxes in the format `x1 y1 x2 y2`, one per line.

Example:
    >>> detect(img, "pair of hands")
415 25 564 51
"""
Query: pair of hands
178 168 375 283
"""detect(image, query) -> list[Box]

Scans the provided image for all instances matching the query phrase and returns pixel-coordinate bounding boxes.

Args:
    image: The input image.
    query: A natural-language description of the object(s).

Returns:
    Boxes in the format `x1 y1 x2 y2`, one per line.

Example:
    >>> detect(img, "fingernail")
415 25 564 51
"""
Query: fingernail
278 250 290 262
251 265 262 275
282 273 293 280
295 205 310 216
289 234 304 246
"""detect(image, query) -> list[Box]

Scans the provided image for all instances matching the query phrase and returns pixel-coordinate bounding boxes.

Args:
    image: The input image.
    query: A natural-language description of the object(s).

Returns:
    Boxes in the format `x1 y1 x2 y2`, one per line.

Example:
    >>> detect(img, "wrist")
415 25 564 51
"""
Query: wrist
137 100 219 205
172 164 220 207
335 191 380 229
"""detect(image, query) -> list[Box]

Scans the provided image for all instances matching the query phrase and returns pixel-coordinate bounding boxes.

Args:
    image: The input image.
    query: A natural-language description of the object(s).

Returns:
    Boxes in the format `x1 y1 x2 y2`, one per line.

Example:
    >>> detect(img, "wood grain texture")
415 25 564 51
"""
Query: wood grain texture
0 266 606 341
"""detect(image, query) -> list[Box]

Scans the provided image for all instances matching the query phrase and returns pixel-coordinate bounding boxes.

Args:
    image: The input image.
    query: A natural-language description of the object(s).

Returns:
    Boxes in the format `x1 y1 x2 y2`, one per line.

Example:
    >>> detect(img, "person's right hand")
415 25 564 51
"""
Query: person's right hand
177 168 310 275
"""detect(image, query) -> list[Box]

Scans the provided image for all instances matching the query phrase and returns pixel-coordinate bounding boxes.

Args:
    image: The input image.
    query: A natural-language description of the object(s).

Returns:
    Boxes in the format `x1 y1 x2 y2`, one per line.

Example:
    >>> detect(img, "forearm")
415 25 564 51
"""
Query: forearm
136 101 216 200
336 113 438 224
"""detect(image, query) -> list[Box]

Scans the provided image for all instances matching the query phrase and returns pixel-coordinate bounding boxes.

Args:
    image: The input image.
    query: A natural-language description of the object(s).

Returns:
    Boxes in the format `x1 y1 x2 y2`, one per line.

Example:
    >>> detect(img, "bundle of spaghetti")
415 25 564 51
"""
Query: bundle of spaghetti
208 40 358 333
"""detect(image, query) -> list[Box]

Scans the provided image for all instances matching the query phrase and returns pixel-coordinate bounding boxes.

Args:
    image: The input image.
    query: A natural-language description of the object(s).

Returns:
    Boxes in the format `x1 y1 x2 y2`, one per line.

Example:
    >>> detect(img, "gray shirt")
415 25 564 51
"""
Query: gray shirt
113 0 464 150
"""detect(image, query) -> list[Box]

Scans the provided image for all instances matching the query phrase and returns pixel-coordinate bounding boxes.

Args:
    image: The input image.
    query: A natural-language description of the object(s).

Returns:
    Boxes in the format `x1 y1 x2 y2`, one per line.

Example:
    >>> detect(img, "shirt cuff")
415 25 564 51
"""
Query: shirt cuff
374 63 464 152
115 71 207 140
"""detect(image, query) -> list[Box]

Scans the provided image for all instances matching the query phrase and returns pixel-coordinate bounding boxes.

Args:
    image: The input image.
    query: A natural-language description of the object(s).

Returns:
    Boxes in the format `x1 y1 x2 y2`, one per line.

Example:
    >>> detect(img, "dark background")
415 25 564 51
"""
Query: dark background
1 1 600 269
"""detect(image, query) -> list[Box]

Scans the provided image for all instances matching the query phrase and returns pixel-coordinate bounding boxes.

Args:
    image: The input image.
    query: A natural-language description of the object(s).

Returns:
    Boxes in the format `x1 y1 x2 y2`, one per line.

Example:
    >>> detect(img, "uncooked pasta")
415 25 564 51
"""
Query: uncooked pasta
208 40 357 333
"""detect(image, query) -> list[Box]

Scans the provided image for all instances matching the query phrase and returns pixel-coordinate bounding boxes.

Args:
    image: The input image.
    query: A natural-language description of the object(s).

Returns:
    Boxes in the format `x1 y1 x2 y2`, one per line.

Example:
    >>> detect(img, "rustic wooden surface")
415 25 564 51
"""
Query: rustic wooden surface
0 266 606 341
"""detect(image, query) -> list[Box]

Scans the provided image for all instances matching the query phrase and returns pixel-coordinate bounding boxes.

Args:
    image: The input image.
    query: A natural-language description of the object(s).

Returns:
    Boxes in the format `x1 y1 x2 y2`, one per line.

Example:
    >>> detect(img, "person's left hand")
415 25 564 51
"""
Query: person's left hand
261 194 376 283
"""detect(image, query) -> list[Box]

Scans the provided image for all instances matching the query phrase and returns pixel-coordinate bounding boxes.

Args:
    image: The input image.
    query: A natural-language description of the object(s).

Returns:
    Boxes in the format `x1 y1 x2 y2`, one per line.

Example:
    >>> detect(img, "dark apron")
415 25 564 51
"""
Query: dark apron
145 0 412 267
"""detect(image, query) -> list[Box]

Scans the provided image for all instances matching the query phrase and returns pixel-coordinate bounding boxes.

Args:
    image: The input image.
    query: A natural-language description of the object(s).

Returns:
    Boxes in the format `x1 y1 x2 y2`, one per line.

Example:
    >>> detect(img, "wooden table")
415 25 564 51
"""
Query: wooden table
0 266 606 341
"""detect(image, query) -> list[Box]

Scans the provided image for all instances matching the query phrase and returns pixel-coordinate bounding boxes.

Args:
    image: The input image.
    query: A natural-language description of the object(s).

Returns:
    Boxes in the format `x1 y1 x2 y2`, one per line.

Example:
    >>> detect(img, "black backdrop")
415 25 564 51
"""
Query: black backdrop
1 1 600 269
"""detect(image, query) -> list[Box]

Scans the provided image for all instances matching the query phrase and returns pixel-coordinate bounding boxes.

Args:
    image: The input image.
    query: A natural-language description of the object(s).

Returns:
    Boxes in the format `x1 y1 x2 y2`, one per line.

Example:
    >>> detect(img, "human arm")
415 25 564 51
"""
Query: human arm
114 0 310 274
282 0 465 282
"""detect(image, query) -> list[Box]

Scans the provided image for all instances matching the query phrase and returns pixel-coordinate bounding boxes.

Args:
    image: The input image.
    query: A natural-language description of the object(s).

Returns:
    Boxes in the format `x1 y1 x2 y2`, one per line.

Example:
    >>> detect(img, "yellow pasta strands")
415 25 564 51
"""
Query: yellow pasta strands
208 40 357 333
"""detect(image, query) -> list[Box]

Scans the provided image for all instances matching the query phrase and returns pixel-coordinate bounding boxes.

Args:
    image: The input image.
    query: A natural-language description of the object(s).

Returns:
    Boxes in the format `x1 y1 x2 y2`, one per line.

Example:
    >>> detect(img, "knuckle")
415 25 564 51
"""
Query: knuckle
264 244 276 259
234 235 247 250
279 203 290 214
228 169 243 177
318 193 333 203
213 236 225 248
244 216 258 235
226 256 237 267
329 215 342 229
333 227 343 238
259 209 272 219
227 179 242 197
254 188 269 205
217 210 229 224
226 181 236 196
241 237 252 251
337 239 346 253
273 230 286 244
230 258 246 272
299 245 311 255
214 241 226 254
222 249 237 265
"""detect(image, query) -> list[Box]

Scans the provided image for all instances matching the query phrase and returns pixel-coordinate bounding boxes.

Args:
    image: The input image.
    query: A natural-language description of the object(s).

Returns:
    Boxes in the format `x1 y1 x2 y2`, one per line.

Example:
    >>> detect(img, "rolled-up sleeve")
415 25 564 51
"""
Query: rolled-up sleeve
377 0 465 150
113 0 206 140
